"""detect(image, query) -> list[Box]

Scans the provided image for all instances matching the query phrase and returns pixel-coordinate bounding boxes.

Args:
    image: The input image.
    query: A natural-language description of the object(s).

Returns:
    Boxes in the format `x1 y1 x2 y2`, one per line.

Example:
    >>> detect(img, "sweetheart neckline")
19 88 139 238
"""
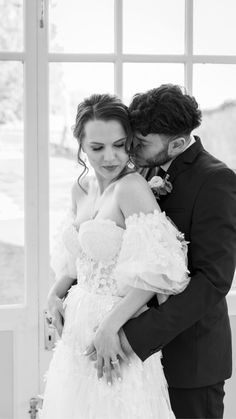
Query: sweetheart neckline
74 209 162 233
74 217 125 232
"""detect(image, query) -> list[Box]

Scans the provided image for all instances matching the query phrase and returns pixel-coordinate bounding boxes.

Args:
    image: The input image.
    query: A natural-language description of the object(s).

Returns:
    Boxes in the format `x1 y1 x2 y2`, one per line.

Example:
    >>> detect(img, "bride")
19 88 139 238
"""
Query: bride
40 93 189 419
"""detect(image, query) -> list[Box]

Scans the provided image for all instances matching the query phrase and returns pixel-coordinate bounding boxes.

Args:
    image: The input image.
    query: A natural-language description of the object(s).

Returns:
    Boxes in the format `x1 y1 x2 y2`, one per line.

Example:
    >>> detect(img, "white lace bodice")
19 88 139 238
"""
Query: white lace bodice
51 210 190 298
74 219 124 296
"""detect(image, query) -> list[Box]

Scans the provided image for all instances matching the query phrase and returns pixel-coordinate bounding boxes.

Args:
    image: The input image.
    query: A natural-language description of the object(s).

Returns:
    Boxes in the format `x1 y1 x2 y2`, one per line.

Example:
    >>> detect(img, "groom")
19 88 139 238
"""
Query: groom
87 84 236 418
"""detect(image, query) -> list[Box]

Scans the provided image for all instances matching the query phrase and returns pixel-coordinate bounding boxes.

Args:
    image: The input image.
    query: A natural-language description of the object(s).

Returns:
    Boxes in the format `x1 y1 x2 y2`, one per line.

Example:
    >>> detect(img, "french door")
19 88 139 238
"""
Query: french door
0 1 236 418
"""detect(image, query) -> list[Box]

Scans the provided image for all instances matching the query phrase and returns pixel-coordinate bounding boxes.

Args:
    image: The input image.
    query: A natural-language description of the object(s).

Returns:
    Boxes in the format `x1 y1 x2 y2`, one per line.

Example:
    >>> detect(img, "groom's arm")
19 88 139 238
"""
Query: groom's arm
123 168 236 361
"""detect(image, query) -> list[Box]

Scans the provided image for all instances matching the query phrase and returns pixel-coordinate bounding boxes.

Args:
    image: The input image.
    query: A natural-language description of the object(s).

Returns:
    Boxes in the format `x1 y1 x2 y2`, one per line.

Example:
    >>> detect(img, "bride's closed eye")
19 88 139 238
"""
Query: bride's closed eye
92 143 125 152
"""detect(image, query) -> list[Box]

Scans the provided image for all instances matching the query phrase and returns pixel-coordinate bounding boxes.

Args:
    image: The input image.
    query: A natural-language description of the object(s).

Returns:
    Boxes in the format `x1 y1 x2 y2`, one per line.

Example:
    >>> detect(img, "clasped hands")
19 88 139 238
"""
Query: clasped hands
47 293 133 386
84 322 133 385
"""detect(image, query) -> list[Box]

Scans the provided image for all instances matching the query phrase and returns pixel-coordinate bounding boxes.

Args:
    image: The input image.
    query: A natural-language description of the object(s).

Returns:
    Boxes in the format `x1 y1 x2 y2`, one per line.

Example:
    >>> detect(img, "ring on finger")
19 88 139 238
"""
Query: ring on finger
111 358 119 365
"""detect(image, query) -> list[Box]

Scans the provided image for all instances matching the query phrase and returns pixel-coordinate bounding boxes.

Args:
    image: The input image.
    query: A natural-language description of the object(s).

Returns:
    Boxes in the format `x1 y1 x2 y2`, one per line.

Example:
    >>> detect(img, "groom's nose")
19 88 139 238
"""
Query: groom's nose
130 136 141 151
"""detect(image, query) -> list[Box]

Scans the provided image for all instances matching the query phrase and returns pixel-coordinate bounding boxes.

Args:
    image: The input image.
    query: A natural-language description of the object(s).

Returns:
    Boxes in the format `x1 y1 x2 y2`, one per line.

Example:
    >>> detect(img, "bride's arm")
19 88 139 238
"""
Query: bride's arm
99 288 155 334
47 275 76 335
47 182 79 333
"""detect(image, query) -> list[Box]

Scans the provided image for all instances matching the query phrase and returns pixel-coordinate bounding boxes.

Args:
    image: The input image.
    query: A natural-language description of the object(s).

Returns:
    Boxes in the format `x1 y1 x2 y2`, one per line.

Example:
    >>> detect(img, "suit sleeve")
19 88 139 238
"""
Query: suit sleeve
123 168 236 361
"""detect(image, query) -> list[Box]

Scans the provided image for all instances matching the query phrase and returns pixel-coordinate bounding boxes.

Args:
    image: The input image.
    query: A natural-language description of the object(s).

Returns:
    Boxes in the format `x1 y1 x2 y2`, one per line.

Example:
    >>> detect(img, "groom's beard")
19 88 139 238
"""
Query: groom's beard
134 147 171 168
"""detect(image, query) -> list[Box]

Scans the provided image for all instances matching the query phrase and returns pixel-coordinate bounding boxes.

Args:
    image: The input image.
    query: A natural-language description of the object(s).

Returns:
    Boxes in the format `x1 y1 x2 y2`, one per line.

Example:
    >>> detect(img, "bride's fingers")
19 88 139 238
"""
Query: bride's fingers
58 305 65 319
83 343 96 356
53 317 63 337
88 351 97 362
111 358 122 382
103 360 112 386
96 356 104 380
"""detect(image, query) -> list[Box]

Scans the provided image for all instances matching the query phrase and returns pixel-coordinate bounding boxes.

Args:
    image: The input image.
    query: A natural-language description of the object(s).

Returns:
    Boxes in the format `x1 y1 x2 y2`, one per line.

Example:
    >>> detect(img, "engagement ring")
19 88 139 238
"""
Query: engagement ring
111 358 119 365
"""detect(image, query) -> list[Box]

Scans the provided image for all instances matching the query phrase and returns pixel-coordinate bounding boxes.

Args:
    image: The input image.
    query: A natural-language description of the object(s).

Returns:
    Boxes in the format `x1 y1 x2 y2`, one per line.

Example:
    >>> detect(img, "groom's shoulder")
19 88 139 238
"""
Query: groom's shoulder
194 145 235 177
194 149 236 188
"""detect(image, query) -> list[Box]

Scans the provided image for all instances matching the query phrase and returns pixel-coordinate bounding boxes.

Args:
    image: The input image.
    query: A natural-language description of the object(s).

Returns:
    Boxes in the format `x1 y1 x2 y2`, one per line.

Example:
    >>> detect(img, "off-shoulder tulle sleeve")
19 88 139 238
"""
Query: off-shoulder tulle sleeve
50 210 80 280
114 210 190 297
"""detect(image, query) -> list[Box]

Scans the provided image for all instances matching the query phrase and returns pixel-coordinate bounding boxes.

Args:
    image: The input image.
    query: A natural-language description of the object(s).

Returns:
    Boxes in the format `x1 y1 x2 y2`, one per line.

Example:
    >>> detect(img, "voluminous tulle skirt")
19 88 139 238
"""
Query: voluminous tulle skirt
39 285 175 419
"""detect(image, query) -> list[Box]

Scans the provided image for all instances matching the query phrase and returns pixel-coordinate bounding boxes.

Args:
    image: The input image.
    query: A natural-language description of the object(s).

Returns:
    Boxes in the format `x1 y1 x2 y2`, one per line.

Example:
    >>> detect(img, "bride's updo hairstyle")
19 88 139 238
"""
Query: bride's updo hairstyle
73 93 134 192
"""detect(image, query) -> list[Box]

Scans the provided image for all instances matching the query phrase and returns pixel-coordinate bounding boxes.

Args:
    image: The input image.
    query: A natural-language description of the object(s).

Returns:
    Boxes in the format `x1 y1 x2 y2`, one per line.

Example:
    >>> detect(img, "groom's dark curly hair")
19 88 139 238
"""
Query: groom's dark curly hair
129 84 202 137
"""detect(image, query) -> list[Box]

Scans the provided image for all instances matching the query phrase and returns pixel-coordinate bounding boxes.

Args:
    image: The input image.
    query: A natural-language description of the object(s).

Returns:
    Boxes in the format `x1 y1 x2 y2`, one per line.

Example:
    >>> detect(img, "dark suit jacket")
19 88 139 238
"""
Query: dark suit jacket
123 136 236 388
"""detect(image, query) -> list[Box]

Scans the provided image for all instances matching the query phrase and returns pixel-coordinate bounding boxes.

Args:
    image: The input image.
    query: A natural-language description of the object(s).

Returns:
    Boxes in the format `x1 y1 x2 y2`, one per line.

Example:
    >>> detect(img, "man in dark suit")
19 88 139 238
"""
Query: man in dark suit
120 84 236 418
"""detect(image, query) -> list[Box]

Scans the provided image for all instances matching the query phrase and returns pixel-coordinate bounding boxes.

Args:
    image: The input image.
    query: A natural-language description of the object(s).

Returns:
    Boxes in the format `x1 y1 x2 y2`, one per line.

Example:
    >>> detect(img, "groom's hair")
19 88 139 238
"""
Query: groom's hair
129 84 202 137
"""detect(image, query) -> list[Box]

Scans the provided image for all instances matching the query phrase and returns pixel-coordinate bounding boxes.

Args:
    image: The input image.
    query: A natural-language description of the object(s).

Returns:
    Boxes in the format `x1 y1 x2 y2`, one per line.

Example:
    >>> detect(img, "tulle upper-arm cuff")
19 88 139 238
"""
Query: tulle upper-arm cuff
114 210 190 295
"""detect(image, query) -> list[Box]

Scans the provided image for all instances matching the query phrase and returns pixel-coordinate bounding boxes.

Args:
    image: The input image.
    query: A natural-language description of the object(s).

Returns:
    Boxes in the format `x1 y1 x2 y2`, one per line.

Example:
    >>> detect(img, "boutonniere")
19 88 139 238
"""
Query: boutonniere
148 174 173 199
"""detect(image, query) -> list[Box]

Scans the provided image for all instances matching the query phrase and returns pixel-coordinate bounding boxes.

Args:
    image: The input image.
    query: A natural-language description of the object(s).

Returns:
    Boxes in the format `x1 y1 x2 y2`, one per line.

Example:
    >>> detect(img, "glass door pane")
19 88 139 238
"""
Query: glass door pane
0 61 24 304
0 0 23 51
193 64 236 169
193 0 236 55
123 0 185 54
123 63 184 105
193 64 236 288
49 0 114 53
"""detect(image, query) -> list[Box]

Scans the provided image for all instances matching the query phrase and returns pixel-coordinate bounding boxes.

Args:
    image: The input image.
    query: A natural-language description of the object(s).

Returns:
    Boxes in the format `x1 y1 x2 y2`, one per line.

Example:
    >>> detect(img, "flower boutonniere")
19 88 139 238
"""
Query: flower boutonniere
148 174 173 199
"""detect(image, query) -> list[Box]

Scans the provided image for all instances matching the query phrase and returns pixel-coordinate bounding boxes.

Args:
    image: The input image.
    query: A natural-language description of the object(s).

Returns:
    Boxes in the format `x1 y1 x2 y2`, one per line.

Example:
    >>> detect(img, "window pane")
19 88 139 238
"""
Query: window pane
0 0 23 52
123 0 185 54
123 63 184 105
193 64 236 170
49 62 114 277
0 62 24 304
49 0 114 53
194 0 236 55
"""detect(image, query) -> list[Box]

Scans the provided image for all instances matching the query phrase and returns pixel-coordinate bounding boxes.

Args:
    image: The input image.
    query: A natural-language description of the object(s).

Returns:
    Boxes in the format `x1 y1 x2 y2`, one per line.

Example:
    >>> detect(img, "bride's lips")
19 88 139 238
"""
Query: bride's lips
102 165 119 171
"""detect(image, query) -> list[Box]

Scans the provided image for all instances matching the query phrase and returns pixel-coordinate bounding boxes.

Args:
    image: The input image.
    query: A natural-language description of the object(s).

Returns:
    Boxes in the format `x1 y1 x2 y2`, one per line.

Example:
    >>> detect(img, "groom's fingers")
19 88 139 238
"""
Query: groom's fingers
118 348 130 366
111 359 122 382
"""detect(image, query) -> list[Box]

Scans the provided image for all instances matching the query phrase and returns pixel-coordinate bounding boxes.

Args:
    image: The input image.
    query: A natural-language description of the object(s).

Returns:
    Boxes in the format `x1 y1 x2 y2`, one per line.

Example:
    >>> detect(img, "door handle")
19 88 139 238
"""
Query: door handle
44 309 56 350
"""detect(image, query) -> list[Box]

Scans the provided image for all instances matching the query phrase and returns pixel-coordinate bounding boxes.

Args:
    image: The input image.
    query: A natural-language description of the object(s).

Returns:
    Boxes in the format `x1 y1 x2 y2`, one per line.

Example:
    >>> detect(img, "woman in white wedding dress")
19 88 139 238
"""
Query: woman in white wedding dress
40 94 189 419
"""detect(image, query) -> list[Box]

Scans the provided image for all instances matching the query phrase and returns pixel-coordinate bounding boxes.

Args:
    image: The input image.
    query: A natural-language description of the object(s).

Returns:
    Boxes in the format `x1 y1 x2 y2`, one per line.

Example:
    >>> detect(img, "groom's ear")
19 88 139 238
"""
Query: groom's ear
168 137 186 157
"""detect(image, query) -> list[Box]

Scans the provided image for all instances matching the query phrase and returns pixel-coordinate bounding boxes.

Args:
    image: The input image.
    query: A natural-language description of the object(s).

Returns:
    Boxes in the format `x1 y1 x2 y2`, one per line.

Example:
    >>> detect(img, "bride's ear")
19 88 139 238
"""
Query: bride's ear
168 137 186 157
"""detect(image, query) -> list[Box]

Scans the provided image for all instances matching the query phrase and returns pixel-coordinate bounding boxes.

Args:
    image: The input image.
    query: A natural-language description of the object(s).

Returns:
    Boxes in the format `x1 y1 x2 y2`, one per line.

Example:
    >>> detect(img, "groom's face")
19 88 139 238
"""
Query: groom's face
132 132 171 168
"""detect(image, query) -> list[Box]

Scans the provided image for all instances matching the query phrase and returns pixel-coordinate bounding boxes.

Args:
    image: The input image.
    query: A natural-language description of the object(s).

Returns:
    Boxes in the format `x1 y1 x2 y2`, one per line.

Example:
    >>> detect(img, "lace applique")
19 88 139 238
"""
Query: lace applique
77 220 124 295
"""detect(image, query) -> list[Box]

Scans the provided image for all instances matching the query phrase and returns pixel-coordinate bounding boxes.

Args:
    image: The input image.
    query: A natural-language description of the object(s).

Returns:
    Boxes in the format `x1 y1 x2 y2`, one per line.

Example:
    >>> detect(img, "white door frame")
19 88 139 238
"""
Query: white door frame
0 0 39 418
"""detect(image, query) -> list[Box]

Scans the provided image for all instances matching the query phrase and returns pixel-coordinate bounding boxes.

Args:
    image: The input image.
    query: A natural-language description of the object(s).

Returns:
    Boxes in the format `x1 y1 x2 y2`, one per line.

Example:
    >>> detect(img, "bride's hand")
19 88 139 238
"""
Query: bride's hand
47 292 65 337
84 323 131 386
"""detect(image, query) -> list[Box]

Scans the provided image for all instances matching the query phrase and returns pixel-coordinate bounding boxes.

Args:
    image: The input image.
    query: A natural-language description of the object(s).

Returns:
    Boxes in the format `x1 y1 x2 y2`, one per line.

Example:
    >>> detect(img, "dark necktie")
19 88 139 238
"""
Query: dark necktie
158 167 167 179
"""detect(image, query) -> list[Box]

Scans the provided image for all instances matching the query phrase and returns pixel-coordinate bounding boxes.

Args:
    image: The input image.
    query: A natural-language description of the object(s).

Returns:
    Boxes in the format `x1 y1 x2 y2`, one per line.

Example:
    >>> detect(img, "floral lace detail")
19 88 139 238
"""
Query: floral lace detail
76 249 120 296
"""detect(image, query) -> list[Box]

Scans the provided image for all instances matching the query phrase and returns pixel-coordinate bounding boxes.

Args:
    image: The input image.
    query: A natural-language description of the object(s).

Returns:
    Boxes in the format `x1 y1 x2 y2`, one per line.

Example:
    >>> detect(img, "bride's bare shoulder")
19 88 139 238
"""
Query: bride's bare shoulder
117 171 150 191
116 171 158 214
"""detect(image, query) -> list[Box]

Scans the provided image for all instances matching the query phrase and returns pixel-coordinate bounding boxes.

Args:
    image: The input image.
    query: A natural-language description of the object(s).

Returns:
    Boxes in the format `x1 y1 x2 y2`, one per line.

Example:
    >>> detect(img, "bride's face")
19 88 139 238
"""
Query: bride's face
82 119 129 181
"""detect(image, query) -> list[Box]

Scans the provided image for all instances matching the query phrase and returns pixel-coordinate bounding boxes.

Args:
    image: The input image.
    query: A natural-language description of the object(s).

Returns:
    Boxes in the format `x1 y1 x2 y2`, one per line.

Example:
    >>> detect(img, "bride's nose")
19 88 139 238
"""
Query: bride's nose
103 146 116 162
